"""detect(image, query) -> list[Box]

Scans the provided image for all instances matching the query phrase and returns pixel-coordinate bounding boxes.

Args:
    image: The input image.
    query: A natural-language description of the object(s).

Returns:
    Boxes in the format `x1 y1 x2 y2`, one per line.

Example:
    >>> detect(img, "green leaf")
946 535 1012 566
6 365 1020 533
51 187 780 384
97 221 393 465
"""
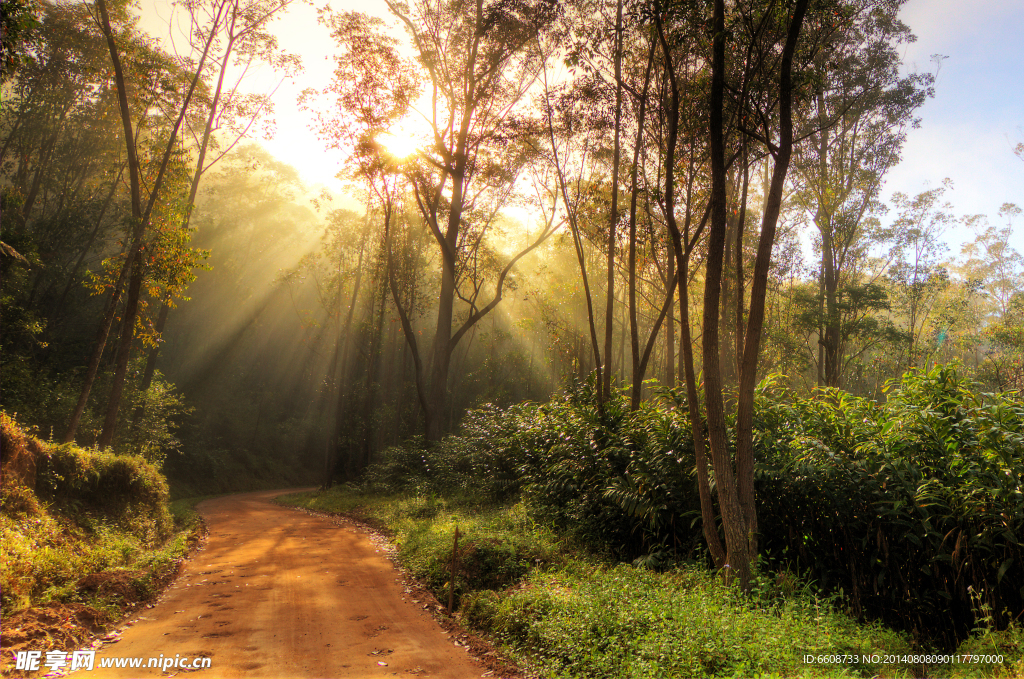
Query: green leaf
997 557 1014 583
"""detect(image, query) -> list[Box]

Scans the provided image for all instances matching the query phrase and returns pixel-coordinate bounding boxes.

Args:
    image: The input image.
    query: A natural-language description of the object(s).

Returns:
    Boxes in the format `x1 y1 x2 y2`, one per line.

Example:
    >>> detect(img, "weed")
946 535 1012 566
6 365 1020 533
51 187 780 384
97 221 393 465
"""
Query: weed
286 486 1024 678
1 415 198 619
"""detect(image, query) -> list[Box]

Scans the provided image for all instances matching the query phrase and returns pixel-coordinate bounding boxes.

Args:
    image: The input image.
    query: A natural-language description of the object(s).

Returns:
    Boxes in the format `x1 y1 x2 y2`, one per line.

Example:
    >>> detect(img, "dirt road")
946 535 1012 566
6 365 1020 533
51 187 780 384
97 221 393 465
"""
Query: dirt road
88 490 490 678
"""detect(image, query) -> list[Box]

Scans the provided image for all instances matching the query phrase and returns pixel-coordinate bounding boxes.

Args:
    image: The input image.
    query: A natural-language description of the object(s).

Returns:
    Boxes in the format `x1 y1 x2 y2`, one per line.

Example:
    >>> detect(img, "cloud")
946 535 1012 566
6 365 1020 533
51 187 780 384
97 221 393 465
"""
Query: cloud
885 0 1024 251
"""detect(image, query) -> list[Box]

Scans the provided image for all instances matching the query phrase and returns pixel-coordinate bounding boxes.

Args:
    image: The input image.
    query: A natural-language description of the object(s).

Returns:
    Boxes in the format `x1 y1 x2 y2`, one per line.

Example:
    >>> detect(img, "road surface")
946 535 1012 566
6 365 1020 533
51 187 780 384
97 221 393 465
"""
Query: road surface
88 490 490 678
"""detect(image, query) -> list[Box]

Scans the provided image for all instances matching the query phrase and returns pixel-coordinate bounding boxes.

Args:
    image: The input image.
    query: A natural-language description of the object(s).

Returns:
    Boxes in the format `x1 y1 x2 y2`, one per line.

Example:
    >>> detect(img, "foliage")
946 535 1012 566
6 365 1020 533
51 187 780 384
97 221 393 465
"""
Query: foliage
30 442 172 542
286 487 1024 678
355 364 1024 647
2 357 192 464
978 293 1024 392
0 0 41 83
357 382 702 559
0 413 185 616
117 370 192 464
472 563 920 679
756 365 1024 647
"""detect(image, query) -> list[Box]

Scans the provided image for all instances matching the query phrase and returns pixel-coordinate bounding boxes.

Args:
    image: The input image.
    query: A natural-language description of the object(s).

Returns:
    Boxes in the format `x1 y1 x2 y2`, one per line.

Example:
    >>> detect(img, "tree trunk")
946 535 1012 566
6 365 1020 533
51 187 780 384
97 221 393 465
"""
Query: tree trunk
97 252 144 449
20 106 70 223
704 0 753 587
62 255 131 443
654 13 726 568
627 40 655 410
362 277 387 469
51 164 124 327
78 0 223 445
819 212 842 387
545 82 605 416
603 0 623 401
719 186 735 385
735 142 749 378
732 0 810 581
331 239 365 481
665 240 675 386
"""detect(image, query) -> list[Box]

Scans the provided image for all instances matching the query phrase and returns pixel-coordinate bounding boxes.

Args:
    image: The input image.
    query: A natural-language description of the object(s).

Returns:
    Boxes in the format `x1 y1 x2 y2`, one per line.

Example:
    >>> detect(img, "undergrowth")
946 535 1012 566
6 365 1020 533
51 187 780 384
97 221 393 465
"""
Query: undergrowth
328 366 1024 649
0 413 199 618
282 486 1024 677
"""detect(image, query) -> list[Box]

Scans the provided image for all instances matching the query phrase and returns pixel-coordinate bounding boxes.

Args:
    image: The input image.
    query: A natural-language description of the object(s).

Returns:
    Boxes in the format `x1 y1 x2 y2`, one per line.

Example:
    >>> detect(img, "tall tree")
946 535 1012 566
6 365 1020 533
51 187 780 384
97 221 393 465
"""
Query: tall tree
887 182 953 371
130 0 301 426
603 0 623 400
382 0 559 441
960 204 1024 319
310 3 560 442
791 8 931 387
704 0 823 587
65 0 224 445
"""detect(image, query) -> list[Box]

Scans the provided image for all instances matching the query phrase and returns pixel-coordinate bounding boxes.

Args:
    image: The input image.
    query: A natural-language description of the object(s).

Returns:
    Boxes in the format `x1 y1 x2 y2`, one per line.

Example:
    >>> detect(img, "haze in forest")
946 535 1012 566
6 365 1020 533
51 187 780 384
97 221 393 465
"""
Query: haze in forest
2 0 1023 651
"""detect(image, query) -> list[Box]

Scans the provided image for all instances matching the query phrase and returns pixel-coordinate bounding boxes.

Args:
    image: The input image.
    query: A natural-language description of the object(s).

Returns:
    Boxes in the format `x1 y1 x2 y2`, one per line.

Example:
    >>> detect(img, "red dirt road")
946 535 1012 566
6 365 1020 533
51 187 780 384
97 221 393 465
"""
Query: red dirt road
88 490 490 678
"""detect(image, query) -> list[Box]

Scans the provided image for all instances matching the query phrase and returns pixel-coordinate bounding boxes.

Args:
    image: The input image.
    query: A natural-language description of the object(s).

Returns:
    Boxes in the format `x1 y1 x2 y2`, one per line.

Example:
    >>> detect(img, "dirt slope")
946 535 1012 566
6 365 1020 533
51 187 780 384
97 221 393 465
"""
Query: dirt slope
87 490 491 678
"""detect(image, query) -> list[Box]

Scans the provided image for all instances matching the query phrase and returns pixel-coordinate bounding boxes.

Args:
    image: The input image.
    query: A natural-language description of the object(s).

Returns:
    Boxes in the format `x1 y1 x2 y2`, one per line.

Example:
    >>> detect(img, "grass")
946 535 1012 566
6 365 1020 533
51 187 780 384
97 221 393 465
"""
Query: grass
283 486 1024 679
0 414 207 618
471 563 915 678
168 493 226 530
0 500 199 616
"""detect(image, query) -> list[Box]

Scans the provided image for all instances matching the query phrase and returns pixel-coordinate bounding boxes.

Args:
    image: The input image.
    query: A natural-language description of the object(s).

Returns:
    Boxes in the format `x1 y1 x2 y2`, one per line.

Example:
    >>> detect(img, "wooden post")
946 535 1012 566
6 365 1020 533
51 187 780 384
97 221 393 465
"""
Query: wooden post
448 526 460 612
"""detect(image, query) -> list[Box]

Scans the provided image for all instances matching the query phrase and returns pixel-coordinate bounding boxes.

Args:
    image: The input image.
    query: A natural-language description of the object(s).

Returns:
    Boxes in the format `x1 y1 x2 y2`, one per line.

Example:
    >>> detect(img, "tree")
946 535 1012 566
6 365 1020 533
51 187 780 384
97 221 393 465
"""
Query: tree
65 0 224 445
981 293 1024 391
704 0 894 588
960 204 1024 319
653 1 722 565
314 0 560 442
129 0 301 428
543 63 608 415
0 0 40 83
791 6 932 387
886 182 953 371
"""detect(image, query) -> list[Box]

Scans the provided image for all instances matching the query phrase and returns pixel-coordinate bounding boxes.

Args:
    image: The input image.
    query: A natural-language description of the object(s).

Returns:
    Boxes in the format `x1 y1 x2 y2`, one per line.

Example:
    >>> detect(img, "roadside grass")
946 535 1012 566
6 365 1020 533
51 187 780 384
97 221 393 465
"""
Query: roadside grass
0 499 198 617
282 486 1024 679
277 487 382 517
0 414 205 619
469 562 915 679
168 493 225 531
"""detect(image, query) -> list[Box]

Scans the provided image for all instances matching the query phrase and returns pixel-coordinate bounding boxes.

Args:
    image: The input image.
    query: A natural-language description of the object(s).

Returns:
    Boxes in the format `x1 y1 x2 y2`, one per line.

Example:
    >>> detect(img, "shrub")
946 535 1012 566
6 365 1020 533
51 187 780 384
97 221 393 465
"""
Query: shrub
35 443 172 540
756 365 1024 647
481 563 916 679
352 365 1024 646
1 413 179 615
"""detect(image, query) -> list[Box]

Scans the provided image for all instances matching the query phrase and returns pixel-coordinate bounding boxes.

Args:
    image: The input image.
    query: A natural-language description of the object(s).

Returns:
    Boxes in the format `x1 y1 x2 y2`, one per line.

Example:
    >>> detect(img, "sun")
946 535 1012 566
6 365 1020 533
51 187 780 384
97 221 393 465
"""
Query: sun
377 131 420 159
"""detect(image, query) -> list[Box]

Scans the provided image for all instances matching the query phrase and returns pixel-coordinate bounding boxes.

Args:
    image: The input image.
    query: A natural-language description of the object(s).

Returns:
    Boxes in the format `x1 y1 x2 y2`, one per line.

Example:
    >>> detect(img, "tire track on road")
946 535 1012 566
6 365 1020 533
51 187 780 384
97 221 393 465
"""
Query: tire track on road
88 490 489 678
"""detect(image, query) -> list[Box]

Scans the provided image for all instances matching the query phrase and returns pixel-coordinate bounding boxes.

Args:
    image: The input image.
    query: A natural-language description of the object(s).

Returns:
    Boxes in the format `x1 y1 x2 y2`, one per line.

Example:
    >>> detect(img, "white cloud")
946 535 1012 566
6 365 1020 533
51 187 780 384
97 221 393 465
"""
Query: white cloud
885 0 1024 251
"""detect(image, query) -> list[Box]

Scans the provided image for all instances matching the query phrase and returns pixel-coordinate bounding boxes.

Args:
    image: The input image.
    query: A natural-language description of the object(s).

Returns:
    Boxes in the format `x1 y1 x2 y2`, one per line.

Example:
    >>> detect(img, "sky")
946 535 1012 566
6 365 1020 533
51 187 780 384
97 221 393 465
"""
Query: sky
884 0 1023 249
140 0 1023 252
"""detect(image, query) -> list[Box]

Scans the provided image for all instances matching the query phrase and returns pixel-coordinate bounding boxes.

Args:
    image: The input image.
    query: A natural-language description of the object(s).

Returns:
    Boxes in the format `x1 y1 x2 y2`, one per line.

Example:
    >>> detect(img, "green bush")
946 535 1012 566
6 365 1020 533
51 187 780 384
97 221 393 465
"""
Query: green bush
390 502 561 607
1 414 182 615
35 443 172 541
352 365 1024 647
359 381 702 558
756 365 1024 647
467 562 917 679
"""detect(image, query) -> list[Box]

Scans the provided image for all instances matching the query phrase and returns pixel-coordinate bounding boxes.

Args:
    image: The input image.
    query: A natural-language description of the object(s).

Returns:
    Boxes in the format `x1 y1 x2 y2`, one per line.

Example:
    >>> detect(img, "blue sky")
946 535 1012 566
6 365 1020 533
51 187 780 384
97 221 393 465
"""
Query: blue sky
886 0 1023 250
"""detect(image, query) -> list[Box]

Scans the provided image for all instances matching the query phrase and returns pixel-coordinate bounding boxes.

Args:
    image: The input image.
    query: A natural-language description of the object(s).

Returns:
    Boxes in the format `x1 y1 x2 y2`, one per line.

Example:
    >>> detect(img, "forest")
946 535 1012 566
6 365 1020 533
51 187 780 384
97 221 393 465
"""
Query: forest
1 0 1023 674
